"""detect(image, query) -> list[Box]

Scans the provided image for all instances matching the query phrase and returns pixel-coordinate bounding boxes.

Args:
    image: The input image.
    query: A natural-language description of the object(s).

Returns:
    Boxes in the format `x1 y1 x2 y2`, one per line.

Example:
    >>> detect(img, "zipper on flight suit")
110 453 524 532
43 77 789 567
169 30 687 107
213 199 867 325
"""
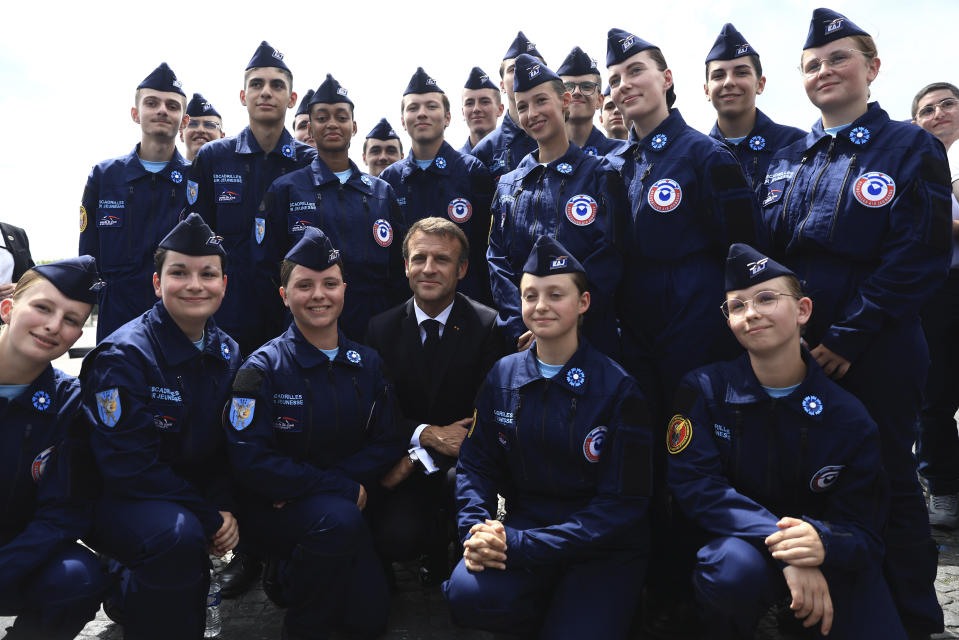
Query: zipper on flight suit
634 163 654 220
351 376 364 433
828 154 857 242
553 179 568 243
780 155 808 225
798 138 837 240
513 392 528 482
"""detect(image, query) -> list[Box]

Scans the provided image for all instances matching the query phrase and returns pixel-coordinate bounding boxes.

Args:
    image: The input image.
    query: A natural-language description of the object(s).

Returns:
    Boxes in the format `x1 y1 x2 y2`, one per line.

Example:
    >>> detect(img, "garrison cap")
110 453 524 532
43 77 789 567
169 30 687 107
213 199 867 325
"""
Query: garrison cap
404 67 443 95
557 46 599 77
366 118 399 140
606 28 657 67
32 256 105 305
464 67 498 91
246 41 290 73
295 89 315 117
158 213 225 257
504 31 545 62
705 23 758 64
186 93 221 118
138 62 185 97
285 226 341 273
309 74 353 108
804 8 869 49
725 243 796 291
522 235 585 277
513 54 561 93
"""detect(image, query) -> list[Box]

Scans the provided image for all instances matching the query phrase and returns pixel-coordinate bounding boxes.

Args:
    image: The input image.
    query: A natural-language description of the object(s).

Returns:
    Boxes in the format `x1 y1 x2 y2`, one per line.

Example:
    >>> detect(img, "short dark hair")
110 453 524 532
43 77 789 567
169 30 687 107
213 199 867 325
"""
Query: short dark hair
402 217 469 264
153 247 227 279
362 136 404 156
280 258 345 288
704 54 763 81
912 82 959 119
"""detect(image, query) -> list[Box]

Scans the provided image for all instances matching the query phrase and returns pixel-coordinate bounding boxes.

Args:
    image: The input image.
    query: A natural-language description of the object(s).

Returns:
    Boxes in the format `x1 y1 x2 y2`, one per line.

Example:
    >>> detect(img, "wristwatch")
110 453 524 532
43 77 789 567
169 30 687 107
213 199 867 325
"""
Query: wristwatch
407 448 420 467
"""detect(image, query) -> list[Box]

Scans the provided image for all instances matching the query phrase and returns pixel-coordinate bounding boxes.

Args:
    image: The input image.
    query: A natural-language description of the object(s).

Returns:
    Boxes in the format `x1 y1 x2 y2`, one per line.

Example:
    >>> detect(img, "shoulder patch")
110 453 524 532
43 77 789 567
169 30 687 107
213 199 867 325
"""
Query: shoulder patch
233 368 265 396
810 465 844 492
666 414 693 454
712 163 747 190
467 407 478 439
95 388 122 427
229 398 256 431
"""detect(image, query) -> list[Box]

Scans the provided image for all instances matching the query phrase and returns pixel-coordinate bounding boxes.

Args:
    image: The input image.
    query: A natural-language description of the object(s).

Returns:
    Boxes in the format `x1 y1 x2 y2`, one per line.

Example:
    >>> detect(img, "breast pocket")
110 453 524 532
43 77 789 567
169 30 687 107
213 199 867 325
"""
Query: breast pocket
213 180 248 236
96 189 134 270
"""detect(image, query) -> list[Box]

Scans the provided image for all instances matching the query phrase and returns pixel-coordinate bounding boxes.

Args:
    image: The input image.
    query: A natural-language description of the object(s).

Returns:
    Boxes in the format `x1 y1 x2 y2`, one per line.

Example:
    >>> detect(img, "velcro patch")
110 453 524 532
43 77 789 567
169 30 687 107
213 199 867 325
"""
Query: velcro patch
673 385 700 415
712 164 747 191
722 197 757 244
620 394 649 427
232 368 264 396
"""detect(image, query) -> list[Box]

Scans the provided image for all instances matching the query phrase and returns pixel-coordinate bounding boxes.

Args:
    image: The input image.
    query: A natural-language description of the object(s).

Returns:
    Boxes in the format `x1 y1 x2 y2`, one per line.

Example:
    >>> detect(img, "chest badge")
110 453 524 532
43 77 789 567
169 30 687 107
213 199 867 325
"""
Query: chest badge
650 133 668 150
96 388 122 427
802 395 823 416
434 157 447 169
31 446 55 483
566 367 586 387
230 397 256 431
565 195 598 226
282 144 294 158
810 465 844 492
254 217 266 245
853 172 895 208
667 414 692 454
583 146 598 156
448 198 473 223
749 136 766 151
170 170 183 184
361 175 372 186
32 390 51 412
557 162 573 174
221 343 231 360
583 426 607 463
647 179 683 213
346 350 362 364
373 219 393 247
848 127 870 145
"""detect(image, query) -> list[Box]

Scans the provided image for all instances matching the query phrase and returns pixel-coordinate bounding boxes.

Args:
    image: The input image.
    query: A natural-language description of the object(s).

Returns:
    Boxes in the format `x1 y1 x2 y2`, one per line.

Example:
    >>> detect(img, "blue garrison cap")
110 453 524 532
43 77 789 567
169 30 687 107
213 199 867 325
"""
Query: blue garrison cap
366 118 399 140
310 74 354 108
295 89 315 117
404 67 443 95
522 235 585 277
513 54 561 93
705 23 758 64
804 8 869 49
246 40 291 73
725 243 795 291
603 85 611 97
285 227 341 272
557 47 599 77
138 62 185 97
606 28 657 67
158 213 225 257
186 93 221 118
464 67 497 91
504 31 545 62
32 256 104 305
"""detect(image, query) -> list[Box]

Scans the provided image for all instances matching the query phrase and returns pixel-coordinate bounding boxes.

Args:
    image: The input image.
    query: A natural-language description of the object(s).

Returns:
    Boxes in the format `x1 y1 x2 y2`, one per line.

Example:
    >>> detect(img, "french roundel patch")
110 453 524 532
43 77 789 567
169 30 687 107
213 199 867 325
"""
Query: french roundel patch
80 206 88 232
31 446 54 483
648 179 682 213
373 219 393 247
666 414 692 454
565 194 597 226
853 172 895 208
583 426 607 463
448 198 472 223
809 465 844 492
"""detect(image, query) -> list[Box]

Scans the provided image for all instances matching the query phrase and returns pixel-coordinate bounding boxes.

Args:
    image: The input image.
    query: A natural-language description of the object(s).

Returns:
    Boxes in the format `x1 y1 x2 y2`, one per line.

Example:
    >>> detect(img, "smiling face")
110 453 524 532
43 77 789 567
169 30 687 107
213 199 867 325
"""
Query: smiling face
607 50 671 129
725 276 811 356
599 92 628 139
180 115 224 158
363 138 403 177
280 263 346 334
310 103 357 154
401 92 451 145
800 37 879 117
516 83 570 144
520 272 589 342
153 251 227 328
293 113 316 147
915 88 959 148
462 87 503 139
561 74 603 122
241 67 296 126
0 278 91 365
404 230 467 311
705 58 765 120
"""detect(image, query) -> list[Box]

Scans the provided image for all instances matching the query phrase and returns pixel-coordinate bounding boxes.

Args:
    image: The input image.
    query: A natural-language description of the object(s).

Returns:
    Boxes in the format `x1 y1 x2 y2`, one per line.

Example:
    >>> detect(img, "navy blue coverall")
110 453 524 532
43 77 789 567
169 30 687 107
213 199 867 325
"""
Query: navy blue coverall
708 108 805 193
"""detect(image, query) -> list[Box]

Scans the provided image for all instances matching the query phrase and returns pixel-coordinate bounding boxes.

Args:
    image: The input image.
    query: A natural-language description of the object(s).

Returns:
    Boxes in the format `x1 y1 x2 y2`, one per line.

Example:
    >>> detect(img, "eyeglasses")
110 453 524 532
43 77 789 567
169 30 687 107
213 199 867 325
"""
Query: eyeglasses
916 97 959 120
799 49 864 77
186 120 221 130
563 81 599 96
720 291 800 319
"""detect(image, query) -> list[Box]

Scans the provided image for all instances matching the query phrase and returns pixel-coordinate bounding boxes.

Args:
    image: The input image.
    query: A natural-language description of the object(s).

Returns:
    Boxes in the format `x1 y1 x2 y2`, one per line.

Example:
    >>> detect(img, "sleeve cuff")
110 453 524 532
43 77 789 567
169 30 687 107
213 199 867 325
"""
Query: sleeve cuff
411 424 429 448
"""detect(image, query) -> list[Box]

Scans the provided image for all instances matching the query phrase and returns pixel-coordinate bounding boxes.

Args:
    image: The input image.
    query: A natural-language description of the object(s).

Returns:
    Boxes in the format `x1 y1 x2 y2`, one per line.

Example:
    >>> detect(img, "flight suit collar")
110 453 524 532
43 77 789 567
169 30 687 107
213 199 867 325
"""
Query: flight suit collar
399 140 457 181
499 110 527 145
708 108 775 148
514 141 586 183
8 365 58 414
635 108 688 154
805 101 887 151
582 126 609 155
723 350 827 422
513 340 591 396
310 157 374 195
121 144 189 183
287 323 364 370
233 126 300 159
149 301 227 367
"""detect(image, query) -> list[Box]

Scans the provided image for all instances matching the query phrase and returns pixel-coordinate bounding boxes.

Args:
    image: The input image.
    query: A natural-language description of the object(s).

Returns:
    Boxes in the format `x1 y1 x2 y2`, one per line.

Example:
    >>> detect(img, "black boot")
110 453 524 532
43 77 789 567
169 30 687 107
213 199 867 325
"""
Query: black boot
219 551 262 599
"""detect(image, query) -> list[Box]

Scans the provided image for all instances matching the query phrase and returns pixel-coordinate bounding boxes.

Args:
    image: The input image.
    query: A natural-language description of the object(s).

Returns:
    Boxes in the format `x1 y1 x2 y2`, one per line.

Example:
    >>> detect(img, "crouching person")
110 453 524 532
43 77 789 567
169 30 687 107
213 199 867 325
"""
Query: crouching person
82 214 240 640
225 227 405 640
444 236 653 639
0 257 109 639
667 243 906 638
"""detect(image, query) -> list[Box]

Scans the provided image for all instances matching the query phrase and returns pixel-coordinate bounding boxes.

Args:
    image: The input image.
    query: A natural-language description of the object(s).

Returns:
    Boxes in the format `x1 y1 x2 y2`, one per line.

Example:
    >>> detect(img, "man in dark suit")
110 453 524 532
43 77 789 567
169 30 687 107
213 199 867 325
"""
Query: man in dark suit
366 216 508 584
0 221 35 299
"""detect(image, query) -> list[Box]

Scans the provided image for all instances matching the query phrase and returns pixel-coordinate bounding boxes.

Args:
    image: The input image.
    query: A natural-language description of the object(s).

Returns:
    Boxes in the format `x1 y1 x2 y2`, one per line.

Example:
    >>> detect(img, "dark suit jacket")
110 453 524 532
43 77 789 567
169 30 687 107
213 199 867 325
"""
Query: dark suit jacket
365 292 509 461
0 222 34 283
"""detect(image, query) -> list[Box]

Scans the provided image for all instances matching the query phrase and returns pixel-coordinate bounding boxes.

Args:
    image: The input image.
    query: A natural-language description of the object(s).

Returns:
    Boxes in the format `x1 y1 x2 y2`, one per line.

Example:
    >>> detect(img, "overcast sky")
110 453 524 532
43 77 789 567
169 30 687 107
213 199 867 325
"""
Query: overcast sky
3 0 956 261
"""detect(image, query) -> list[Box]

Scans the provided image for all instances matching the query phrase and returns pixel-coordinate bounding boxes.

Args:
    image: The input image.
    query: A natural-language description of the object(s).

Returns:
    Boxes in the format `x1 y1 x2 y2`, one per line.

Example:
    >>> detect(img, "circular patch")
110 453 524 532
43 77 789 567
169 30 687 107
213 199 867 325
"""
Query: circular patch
557 162 573 174
79 206 87 232
749 136 766 151
666 414 693 454
373 219 393 247
583 426 608 463
282 144 294 158
647 179 683 213
853 172 895 208
170 170 183 184
221 343 231 359
565 194 598 226
849 127 870 145
810 465 844 492
31 446 54 483
346 350 362 364
361 175 372 186
448 198 473 223
32 390 51 412
651 133 668 150
434 157 447 169
584 146 598 156
802 395 823 416
566 367 586 387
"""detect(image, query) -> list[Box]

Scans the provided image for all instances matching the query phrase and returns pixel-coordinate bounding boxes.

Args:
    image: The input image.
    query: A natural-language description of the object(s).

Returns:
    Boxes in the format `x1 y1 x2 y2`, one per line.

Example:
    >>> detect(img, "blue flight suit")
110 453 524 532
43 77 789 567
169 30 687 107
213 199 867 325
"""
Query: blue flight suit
81 301 240 640
668 353 905 639
263 157 407 341
444 340 652 639
79 145 190 343
0 367 108 639
488 143 625 359
379 141 494 305
761 102 952 634
580 125 626 157
708 108 805 192
458 137 474 155
225 325 405 639
187 127 316 355
609 109 762 419
470 111 538 178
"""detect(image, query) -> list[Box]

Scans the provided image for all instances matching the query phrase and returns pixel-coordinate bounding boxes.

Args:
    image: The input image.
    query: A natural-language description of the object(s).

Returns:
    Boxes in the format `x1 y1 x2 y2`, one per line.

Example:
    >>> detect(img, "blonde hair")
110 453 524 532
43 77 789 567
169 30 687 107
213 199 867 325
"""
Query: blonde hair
11 270 45 301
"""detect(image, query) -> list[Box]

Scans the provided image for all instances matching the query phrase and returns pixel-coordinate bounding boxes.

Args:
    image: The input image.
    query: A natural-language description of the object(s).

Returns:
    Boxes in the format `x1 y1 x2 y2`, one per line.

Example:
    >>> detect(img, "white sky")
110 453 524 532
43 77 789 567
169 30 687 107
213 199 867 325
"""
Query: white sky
3 0 956 261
